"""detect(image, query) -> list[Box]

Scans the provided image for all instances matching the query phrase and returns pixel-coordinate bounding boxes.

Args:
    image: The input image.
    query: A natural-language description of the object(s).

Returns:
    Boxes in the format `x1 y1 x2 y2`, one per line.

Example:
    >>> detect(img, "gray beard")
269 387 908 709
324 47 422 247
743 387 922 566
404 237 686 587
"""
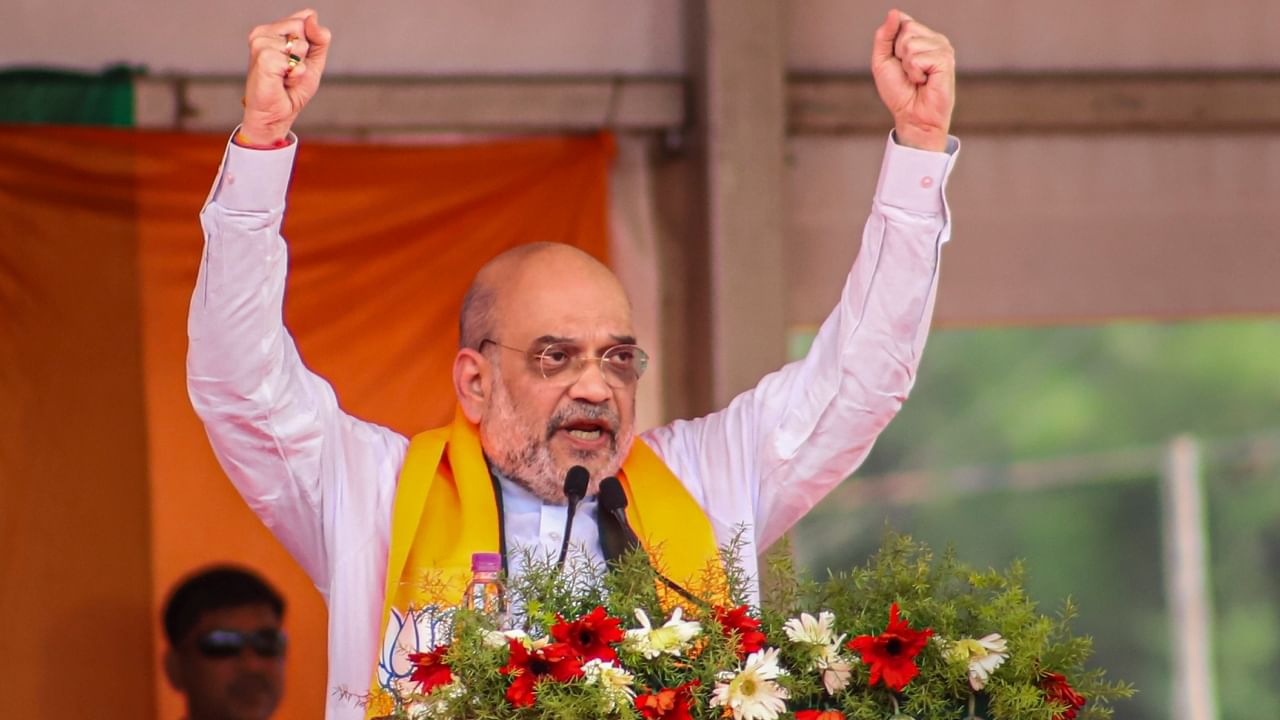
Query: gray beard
480 364 633 503
489 437 565 503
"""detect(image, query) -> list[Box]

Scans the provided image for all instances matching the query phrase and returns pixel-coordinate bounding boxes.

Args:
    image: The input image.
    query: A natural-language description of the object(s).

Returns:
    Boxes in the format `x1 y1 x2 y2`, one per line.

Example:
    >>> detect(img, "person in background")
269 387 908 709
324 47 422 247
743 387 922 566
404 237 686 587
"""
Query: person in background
162 566 288 720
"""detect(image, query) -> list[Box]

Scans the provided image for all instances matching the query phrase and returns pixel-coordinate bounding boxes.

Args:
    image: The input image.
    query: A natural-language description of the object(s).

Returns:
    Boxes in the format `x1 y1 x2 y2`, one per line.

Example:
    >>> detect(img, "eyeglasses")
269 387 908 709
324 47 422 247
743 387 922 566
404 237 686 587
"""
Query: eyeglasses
480 339 649 388
195 628 288 659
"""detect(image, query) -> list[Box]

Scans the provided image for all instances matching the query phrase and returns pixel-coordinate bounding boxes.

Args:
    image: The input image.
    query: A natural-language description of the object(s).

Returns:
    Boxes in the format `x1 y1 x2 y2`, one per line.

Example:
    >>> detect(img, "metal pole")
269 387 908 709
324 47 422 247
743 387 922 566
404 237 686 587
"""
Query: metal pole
1161 435 1218 720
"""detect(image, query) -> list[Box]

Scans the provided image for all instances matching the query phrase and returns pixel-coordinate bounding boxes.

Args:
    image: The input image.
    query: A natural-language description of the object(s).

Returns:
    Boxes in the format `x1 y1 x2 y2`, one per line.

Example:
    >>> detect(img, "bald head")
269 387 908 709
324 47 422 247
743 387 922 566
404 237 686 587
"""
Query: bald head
459 243 630 350
452 242 640 502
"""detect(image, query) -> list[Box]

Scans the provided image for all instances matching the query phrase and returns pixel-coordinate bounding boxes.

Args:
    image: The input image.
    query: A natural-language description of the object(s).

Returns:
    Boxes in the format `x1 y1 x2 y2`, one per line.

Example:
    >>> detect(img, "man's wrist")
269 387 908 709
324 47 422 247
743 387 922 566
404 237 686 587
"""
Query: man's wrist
875 130 957 215
215 129 299 211
234 120 293 150
893 124 949 153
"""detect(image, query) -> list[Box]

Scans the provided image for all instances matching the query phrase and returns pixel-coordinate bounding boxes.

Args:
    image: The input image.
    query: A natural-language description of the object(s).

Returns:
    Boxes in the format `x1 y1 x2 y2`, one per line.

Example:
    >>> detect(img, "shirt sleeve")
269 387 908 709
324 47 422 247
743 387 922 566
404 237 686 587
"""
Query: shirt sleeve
641 132 959 551
188 133 409 595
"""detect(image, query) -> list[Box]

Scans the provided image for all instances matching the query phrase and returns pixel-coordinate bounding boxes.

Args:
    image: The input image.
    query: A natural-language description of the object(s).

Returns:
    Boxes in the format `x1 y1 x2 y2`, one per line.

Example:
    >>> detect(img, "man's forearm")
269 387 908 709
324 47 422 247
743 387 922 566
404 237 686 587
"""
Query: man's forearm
187 136 340 583
190 136 297 394
643 132 958 557
758 133 957 545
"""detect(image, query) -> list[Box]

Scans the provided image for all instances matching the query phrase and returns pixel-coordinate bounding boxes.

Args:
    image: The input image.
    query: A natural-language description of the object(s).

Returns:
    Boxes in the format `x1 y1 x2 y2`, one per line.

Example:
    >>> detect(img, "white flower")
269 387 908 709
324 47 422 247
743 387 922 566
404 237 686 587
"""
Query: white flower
409 680 465 719
582 659 637 712
710 647 791 720
481 628 548 651
945 633 1009 691
482 629 532 648
623 607 702 658
780 610 853 694
814 644 854 695
782 611 839 647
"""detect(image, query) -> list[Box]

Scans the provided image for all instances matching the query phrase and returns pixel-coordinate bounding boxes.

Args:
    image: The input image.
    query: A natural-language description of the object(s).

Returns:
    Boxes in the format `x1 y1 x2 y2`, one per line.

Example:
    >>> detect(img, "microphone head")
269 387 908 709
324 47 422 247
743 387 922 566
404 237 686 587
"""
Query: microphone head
598 476 627 512
563 465 590 500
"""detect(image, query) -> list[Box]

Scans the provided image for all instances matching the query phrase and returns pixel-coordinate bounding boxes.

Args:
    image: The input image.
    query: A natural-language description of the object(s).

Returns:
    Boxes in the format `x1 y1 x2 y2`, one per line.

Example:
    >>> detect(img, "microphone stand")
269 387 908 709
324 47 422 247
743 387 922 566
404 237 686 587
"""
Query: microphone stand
598 477 712 610
557 465 590 571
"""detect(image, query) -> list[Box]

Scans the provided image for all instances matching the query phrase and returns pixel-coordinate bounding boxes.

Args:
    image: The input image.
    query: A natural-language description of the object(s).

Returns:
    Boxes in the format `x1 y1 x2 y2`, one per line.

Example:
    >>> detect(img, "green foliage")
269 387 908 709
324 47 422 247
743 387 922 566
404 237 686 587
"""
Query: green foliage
791 320 1280 720
378 531 1132 719
763 532 1132 720
799 320 1280 473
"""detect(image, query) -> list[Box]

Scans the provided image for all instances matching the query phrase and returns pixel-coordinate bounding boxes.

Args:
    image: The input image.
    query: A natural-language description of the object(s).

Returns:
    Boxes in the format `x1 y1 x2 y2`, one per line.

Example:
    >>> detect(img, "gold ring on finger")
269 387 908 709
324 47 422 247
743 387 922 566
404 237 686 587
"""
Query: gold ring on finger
287 53 302 71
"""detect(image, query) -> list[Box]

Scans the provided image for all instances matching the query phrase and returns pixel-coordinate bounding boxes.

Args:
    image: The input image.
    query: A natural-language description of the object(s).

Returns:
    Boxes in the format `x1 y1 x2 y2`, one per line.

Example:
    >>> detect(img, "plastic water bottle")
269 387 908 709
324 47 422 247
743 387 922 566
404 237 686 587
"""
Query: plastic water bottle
463 552 507 624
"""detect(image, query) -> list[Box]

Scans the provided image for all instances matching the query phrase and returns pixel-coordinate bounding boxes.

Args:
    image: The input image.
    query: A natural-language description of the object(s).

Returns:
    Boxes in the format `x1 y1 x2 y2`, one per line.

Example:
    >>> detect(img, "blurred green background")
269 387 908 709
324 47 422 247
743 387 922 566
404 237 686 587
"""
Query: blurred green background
788 319 1280 720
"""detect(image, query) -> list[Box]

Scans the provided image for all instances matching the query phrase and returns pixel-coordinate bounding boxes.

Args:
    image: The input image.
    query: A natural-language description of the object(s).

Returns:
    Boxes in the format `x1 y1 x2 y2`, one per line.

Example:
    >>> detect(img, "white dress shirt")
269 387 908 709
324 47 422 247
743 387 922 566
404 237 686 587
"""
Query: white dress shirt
495 470 604 583
188 131 958 720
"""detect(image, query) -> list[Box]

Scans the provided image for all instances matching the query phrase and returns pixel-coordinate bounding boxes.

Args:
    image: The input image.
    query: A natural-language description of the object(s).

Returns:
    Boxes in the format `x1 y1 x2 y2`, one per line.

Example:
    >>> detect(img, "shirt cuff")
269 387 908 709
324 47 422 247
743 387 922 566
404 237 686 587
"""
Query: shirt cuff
210 128 299 212
874 130 960 215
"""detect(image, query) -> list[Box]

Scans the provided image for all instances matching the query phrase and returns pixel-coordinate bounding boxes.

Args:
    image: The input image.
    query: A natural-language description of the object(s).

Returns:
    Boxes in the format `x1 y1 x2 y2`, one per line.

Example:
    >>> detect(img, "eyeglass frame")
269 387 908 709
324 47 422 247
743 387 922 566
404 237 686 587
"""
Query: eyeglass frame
478 337 649 387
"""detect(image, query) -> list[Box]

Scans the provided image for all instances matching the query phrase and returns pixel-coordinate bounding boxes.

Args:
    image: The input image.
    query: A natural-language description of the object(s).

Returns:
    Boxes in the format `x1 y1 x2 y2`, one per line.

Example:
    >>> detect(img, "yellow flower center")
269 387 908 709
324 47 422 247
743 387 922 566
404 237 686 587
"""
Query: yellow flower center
951 638 986 660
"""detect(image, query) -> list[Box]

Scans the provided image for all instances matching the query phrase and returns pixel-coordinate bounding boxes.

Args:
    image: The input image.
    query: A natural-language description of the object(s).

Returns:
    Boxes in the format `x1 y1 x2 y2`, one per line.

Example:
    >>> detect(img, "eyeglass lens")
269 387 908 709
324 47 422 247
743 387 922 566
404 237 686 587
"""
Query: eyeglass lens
536 343 648 386
196 628 288 659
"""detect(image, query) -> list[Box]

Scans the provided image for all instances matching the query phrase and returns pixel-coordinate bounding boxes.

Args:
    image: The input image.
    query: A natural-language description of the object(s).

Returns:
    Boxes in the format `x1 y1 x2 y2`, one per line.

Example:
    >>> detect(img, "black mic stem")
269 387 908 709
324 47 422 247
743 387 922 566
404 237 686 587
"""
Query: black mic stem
597 476 710 610
557 465 591 571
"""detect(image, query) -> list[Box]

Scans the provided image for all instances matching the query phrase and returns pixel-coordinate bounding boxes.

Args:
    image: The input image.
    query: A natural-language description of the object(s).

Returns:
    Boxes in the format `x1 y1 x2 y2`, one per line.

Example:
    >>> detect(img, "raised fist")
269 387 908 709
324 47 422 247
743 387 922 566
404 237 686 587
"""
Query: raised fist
239 9 332 146
871 9 956 152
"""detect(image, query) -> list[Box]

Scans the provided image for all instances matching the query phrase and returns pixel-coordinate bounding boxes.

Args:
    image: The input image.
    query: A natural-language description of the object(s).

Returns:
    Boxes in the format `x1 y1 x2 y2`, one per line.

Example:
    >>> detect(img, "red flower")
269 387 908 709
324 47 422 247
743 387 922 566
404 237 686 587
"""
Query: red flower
635 680 700 720
406 645 452 694
795 711 846 720
714 605 767 658
846 603 933 691
1039 670 1087 720
500 639 583 707
550 606 625 662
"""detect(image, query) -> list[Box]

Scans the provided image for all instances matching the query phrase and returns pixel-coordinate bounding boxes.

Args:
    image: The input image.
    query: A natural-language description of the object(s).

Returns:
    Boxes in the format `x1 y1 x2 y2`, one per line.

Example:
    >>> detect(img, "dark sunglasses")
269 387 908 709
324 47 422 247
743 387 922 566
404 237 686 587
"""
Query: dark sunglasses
195 628 287 659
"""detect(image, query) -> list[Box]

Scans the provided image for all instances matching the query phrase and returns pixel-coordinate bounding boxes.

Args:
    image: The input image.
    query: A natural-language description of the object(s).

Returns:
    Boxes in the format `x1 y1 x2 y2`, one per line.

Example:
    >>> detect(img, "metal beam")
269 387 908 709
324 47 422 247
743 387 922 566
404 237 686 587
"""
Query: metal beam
814 430 1279 510
134 75 685 133
791 72 1280 135
1161 437 1220 720
137 72 1280 135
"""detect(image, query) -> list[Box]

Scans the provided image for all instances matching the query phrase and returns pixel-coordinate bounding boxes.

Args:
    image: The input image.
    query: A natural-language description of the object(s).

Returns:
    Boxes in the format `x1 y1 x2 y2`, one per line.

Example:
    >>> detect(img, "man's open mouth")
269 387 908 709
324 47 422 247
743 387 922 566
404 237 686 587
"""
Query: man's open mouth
557 419 612 442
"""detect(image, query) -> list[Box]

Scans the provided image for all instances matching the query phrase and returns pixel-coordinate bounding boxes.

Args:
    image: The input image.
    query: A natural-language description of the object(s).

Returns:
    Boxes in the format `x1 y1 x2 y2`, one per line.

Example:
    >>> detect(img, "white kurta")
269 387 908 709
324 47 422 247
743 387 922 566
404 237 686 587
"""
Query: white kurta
188 131 958 720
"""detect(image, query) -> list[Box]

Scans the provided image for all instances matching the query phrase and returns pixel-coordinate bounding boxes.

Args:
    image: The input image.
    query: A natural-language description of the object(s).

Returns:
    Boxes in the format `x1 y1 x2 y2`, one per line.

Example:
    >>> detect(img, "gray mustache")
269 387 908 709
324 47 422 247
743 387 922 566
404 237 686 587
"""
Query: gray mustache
546 402 618 439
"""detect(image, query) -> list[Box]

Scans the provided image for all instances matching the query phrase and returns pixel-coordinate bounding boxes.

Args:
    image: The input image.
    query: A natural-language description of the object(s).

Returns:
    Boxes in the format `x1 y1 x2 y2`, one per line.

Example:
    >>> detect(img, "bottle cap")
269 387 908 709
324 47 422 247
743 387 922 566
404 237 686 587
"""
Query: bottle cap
471 552 502 573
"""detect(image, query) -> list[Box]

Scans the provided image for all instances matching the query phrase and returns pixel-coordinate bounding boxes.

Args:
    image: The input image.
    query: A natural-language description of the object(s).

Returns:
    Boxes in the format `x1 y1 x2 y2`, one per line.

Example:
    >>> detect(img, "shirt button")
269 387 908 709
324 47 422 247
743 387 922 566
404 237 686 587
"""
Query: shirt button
920 176 934 189
549 531 562 542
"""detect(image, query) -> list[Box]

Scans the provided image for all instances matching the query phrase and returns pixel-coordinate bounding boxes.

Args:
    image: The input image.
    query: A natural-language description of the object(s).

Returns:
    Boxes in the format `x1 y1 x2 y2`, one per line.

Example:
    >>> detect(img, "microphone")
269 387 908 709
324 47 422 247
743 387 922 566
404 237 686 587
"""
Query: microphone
557 465 590 571
598 477 640 553
598 477 706 608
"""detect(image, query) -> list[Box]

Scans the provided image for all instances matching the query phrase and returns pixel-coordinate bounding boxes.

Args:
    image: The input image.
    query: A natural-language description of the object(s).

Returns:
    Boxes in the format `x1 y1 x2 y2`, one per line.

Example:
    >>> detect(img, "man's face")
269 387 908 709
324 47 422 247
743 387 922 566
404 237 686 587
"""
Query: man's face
166 604 285 720
479 256 638 500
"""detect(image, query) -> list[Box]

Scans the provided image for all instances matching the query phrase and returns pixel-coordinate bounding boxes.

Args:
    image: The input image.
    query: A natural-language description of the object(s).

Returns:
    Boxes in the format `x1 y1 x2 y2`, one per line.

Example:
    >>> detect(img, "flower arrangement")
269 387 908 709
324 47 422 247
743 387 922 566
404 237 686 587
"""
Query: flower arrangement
362 531 1132 720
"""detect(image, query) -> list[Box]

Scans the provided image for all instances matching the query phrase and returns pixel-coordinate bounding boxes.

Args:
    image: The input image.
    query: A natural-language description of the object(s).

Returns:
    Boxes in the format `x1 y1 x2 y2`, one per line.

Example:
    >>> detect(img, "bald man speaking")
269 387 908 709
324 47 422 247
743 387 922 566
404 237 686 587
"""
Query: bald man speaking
188 8 959 719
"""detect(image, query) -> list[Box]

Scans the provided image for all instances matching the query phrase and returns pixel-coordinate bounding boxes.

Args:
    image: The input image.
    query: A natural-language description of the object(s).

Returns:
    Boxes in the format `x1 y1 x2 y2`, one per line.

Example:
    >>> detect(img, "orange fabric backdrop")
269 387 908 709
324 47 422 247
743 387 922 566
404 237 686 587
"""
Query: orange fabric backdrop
1 127 155 719
0 126 612 720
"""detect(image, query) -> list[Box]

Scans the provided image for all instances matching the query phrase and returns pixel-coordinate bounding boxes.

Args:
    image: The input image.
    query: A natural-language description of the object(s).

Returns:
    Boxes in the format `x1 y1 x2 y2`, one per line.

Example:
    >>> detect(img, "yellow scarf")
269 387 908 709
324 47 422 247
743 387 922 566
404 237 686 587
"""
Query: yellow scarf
368 408 725 712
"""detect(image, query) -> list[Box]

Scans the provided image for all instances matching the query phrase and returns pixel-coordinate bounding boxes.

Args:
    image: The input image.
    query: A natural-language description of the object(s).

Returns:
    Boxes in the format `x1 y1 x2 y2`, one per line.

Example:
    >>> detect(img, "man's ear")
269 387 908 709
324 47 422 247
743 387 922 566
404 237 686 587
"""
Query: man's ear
163 647 184 691
453 348 489 424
